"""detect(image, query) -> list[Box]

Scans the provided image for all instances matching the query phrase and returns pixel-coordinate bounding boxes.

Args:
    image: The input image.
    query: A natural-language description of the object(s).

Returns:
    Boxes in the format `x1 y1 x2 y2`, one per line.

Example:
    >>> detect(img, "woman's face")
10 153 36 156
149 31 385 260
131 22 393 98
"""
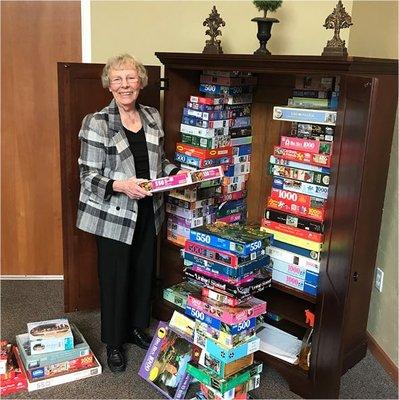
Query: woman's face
108 66 142 108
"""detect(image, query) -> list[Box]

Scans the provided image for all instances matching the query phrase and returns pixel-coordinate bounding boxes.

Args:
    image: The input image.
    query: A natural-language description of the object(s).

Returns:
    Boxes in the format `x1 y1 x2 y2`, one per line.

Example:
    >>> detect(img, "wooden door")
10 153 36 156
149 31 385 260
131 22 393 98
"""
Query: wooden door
311 75 376 398
1 1 81 275
58 63 160 312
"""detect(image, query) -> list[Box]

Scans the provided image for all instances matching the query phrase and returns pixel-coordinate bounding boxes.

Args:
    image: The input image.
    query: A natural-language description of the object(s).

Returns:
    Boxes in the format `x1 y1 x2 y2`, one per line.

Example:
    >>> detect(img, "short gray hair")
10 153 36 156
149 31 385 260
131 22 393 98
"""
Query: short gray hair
101 54 148 88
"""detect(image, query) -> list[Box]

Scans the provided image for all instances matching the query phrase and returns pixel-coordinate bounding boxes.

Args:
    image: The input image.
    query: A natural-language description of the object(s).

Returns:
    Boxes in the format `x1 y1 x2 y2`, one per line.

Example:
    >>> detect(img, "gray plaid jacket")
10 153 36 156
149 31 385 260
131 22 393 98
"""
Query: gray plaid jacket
76 99 177 244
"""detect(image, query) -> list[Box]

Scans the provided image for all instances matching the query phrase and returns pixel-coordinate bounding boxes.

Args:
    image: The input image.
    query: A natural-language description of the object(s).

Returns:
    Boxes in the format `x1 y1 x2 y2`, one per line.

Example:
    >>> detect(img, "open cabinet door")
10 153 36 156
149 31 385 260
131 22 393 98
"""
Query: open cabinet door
58 62 160 312
311 74 384 398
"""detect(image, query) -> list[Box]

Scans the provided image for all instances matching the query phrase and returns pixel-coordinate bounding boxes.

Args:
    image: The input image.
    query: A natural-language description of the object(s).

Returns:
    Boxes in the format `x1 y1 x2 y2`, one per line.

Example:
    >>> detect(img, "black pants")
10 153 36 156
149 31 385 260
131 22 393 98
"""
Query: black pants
96 197 156 346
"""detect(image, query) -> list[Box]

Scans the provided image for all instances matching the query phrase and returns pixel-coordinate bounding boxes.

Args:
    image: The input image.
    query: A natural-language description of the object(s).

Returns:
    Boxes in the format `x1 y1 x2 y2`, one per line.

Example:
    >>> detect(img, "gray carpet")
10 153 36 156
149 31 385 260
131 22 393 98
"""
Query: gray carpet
0 281 397 399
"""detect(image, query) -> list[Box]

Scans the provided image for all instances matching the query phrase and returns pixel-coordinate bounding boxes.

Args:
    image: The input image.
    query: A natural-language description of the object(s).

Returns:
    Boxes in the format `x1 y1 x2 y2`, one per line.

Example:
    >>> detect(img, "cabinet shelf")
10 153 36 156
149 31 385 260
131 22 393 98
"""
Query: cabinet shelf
263 316 307 339
255 350 309 378
259 287 315 328
270 282 317 304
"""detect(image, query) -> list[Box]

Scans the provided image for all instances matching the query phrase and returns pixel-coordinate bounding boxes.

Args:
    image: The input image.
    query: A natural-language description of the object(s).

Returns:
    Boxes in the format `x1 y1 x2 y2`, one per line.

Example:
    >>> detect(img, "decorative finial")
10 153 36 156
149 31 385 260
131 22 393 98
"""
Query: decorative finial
321 0 353 57
202 6 226 54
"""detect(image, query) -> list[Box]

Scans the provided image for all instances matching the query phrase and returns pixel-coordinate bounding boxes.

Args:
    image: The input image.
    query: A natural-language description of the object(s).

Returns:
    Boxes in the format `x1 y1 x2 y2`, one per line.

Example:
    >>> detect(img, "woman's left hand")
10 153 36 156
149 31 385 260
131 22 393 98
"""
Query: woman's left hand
113 177 152 199
176 169 191 175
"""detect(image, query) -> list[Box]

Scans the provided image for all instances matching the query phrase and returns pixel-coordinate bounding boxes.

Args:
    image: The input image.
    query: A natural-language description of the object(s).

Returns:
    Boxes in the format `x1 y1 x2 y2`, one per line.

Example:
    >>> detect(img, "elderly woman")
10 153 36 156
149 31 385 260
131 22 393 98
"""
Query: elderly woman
76 54 180 373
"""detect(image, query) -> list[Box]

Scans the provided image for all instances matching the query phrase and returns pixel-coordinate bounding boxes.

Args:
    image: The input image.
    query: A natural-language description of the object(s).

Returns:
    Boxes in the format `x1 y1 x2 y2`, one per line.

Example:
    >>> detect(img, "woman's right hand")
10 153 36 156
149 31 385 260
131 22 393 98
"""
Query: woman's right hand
112 177 152 199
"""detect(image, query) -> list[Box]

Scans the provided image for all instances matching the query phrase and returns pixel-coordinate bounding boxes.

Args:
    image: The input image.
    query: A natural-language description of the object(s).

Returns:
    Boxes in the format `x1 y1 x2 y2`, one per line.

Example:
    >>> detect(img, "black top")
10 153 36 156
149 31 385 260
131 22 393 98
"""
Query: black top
105 126 149 198
105 126 179 199
124 127 150 179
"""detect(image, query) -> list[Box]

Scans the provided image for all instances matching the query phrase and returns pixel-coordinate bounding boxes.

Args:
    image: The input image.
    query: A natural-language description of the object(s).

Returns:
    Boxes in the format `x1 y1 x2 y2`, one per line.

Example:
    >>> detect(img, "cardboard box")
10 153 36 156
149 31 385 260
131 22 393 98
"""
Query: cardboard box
140 167 223 193
204 336 260 363
138 321 200 399
186 361 262 394
199 351 254 378
14 347 101 392
17 323 90 370
163 282 203 310
0 339 11 375
27 319 73 355
0 346 28 396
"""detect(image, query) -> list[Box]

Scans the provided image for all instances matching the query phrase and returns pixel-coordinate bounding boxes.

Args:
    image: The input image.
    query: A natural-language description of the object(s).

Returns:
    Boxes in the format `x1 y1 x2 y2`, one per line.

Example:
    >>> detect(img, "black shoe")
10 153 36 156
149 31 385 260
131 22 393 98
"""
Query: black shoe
128 328 152 350
106 345 126 373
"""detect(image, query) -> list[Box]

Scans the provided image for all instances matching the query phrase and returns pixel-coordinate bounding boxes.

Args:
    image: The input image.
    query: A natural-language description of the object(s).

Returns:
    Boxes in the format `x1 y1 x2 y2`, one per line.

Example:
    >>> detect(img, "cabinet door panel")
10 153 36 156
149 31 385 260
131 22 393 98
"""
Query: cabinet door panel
325 77 374 301
58 63 160 312
342 74 398 357
312 75 374 398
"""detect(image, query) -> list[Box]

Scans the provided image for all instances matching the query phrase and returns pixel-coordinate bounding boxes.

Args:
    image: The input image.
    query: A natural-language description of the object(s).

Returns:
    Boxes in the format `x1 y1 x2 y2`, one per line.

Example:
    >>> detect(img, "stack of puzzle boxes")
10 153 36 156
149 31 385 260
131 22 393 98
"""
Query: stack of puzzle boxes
0 340 27 396
166 70 256 247
164 222 273 399
261 75 339 298
14 319 101 391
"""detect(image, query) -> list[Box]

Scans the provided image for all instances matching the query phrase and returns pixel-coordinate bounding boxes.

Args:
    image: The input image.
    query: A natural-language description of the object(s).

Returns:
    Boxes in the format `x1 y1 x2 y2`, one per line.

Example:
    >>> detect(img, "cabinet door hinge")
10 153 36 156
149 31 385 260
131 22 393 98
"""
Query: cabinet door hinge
160 78 169 91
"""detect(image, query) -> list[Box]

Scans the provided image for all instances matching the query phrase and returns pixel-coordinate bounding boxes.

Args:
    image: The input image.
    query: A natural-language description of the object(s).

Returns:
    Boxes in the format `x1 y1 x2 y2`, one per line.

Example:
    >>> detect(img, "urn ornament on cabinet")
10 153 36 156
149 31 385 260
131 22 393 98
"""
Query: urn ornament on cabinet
251 1 282 55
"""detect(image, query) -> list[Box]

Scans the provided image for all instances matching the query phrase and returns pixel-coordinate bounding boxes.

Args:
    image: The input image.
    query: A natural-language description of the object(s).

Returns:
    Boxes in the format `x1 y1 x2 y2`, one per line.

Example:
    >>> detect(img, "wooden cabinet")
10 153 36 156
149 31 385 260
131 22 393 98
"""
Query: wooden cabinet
58 55 397 398
152 53 398 398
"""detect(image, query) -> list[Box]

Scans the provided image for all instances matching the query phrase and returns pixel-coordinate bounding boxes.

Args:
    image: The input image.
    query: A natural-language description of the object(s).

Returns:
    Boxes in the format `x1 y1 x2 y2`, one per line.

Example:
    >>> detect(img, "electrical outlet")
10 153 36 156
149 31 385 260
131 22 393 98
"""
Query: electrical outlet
375 267 384 292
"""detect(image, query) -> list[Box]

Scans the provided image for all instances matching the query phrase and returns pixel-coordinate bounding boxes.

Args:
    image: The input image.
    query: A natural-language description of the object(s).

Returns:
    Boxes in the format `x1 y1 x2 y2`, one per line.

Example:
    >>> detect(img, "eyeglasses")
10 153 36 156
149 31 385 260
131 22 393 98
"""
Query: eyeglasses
109 76 140 87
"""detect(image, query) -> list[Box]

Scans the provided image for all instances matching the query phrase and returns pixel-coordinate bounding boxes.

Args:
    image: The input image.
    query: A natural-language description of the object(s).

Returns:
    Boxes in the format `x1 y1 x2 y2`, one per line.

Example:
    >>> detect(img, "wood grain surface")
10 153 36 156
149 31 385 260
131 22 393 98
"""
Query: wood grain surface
1 2 81 274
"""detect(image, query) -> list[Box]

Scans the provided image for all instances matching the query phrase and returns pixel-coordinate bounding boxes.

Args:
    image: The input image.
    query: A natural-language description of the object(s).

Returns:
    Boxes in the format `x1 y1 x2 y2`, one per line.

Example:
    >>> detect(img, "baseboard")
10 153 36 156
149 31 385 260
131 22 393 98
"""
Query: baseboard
367 331 398 386
0 275 64 280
